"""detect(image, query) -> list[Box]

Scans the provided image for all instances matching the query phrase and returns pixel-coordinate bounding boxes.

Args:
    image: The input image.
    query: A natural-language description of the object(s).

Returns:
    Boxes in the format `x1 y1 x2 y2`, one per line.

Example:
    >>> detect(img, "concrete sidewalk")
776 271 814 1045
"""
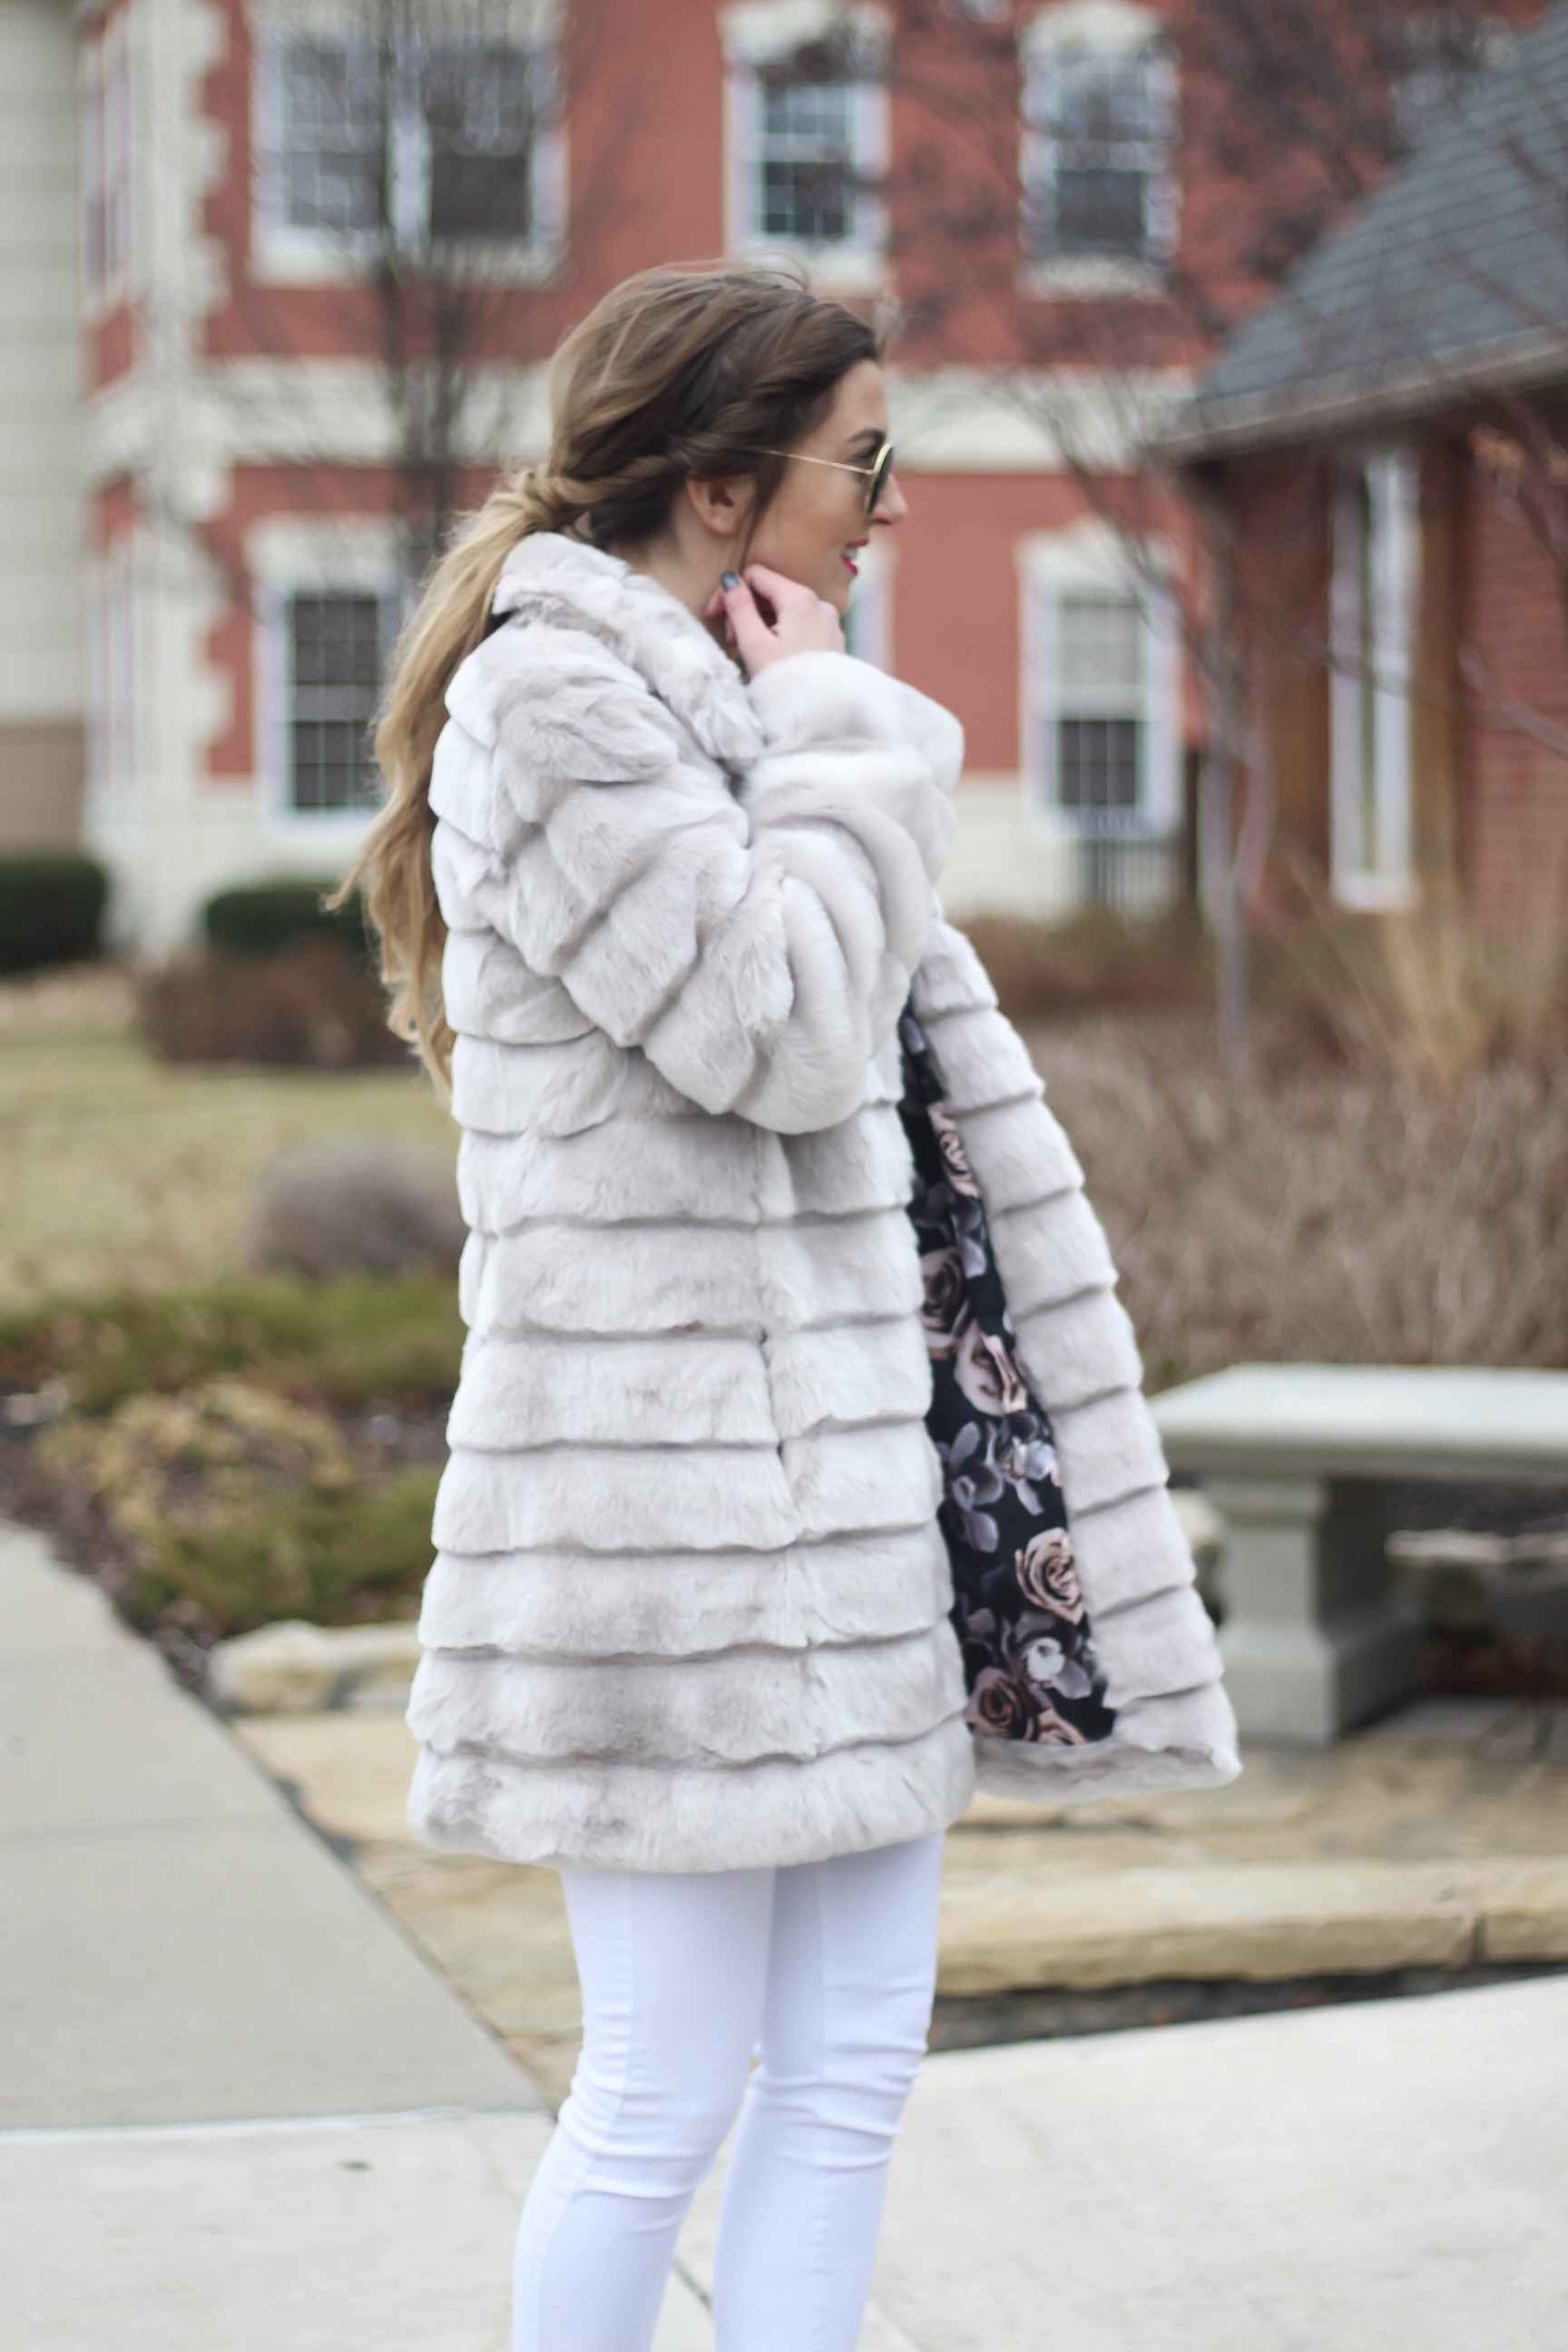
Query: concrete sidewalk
5 1523 1566 2350
0 1523 710 2349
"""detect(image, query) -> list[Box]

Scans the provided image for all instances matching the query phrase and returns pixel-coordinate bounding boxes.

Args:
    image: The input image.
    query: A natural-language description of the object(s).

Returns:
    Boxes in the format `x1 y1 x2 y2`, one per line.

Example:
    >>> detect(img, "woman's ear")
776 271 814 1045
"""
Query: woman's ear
684 473 754 542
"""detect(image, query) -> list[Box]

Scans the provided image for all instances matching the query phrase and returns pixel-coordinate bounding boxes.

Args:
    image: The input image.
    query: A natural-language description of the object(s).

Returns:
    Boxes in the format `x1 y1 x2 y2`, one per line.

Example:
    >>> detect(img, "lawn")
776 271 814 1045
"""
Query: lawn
0 969 454 1313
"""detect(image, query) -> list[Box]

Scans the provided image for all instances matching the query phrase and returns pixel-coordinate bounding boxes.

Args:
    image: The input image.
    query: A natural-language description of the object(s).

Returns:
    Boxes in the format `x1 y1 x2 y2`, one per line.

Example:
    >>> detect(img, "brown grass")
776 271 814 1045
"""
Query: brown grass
1030 1006 1568 1390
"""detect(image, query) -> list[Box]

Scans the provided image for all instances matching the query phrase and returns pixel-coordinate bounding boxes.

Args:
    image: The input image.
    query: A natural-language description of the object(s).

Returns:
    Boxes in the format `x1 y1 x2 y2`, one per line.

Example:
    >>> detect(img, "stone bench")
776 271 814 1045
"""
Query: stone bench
1150 1365 1568 1745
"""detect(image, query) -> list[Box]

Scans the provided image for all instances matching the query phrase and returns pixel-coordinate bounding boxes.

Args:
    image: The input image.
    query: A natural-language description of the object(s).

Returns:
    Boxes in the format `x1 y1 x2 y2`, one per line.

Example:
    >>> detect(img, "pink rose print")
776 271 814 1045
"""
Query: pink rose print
952 1319 1030 1416
1015 1528 1085 1620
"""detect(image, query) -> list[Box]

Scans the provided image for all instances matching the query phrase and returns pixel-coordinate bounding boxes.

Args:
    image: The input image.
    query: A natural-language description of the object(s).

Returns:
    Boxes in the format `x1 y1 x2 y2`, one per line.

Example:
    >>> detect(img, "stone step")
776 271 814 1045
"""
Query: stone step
936 1857 1568 1995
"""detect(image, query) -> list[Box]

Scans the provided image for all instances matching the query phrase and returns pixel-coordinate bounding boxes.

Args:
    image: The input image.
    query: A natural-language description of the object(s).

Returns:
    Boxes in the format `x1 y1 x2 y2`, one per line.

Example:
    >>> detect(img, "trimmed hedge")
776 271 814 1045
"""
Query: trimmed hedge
201 877 372 961
0 854 110 975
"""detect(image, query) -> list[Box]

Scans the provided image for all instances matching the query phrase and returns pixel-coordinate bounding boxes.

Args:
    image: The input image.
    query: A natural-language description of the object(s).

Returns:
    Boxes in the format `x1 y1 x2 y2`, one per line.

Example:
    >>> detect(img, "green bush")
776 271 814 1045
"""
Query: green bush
37 1377 439 1638
123 1463 439 1635
201 877 372 961
0 1271 463 1415
0 854 110 974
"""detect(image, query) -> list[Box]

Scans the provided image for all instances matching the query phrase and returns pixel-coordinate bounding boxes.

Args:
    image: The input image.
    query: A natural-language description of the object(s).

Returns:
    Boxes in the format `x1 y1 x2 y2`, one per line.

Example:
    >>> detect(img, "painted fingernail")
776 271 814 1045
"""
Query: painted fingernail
720 571 740 590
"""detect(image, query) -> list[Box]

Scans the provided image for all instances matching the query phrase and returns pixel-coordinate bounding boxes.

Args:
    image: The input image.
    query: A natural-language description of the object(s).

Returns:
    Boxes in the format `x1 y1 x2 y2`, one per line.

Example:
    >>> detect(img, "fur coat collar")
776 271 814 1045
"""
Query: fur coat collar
490 533 767 771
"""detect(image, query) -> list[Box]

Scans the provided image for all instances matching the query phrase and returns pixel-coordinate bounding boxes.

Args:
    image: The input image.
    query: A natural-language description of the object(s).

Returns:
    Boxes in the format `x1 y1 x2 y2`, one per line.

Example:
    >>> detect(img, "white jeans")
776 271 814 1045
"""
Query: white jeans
512 1830 946 2352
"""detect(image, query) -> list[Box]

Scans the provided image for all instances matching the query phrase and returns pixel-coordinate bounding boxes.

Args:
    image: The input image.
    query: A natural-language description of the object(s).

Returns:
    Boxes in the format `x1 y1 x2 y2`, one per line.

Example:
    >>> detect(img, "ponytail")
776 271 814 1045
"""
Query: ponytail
336 262 880 1095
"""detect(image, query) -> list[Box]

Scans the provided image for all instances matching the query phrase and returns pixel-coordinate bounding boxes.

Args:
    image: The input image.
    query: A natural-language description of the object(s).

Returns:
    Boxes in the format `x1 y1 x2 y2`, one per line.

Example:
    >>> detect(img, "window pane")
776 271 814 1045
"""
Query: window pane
1058 592 1142 707
756 60 859 243
1027 50 1166 262
1058 717 1142 810
1054 167 1145 258
425 46 535 240
288 593 384 813
281 40 380 232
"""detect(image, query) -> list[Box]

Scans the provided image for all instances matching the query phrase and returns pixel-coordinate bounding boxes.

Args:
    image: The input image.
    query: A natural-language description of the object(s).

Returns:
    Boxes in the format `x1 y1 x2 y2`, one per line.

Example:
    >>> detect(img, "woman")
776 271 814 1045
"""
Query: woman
343 262 1236 2352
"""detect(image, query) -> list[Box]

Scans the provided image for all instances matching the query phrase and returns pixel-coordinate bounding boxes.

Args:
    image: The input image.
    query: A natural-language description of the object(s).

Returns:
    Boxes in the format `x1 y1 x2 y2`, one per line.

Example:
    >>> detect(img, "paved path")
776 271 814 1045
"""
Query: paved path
0 1523 709 2349
5 1523 1565 2349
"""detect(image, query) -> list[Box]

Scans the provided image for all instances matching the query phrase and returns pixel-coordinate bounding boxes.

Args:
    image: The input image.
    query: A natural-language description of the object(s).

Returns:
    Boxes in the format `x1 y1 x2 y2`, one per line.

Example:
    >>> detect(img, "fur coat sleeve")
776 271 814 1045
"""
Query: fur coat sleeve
437 622 962 1134
911 919 1240 1798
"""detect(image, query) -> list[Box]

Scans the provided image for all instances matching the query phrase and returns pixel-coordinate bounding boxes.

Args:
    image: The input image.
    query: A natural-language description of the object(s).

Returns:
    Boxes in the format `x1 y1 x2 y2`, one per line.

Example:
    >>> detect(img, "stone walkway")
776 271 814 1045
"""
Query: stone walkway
6 1517 1567 2348
237 1688 1568 2103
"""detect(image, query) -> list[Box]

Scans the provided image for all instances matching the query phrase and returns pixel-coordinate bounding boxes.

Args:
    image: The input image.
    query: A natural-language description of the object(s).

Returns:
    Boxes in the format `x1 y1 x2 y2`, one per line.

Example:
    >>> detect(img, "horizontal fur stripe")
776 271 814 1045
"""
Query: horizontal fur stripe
763 1318 933 1438
772 1104 915 1219
917 1003 1042 1115
782 1421 944 1543
947 1094 1083 1216
408 1621 968 1769
441 926 593 1050
458 1210 924 1339
1052 1389 1171 1515
1011 1288 1145 1414
450 1031 684 1140
408 1711 977 1872
1069 1485 1199 1614
458 1117 768 1231
987 1192 1120 1318
447 1333 781 1450
908 916 998 1019
433 1423 940 1557
455 1105 916 1235
434 1440 802 1555
1092 1583 1225 1709
417 1525 956 1659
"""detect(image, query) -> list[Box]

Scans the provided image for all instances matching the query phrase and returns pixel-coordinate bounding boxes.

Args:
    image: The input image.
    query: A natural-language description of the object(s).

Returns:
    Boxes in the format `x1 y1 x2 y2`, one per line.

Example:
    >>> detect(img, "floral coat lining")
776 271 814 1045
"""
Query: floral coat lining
897 1008 1117 1750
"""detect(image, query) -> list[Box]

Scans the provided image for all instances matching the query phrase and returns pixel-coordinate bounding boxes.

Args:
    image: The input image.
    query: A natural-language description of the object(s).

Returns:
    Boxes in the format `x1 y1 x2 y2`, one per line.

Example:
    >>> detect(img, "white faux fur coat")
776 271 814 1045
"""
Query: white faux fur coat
407 531 1239 1873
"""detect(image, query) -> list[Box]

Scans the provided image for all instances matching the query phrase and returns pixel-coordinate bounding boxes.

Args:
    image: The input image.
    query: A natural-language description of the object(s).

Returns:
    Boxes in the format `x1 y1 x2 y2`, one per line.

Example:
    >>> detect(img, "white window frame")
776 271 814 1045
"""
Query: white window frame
1019 0 1178 299
250 1 566 289
1018 520 1181 841
721 1 889 290
1329 446 1420 909
81 13 134 313
250 522 398 836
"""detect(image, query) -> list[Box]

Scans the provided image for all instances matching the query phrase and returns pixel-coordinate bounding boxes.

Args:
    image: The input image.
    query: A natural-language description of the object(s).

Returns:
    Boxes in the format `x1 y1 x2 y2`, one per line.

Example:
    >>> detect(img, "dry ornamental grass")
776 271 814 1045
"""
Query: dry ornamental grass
1030 1007 1568 1390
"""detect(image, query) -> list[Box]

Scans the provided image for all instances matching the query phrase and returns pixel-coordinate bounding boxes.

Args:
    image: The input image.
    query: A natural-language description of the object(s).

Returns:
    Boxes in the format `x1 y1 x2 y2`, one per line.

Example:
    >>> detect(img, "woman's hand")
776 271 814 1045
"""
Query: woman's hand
707 563 845 677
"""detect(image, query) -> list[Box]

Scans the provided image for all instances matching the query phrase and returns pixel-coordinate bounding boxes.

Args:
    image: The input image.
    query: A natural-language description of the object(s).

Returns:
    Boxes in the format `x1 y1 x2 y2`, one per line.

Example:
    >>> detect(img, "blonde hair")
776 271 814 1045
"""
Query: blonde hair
332 262 881 1093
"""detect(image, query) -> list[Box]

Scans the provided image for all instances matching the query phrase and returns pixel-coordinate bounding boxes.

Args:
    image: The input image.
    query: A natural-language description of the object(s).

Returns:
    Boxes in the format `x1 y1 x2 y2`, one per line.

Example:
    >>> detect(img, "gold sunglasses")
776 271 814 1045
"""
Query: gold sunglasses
756 438 895 516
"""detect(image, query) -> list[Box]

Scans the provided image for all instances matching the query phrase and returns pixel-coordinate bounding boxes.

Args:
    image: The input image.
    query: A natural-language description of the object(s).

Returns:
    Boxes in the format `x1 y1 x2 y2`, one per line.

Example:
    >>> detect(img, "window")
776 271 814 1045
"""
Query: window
285 593 387 815
724 5 887 270
262 30 558 264
1055 592 1142 809
758 64 858 244
279 40 379 233
1329 448 1420 907
1022 526 1182 912
1021 5 1177 280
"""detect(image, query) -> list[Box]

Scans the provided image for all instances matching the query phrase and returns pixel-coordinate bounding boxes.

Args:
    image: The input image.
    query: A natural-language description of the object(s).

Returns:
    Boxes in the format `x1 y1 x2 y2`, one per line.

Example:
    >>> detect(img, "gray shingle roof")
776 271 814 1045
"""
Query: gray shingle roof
1168 5 1568 456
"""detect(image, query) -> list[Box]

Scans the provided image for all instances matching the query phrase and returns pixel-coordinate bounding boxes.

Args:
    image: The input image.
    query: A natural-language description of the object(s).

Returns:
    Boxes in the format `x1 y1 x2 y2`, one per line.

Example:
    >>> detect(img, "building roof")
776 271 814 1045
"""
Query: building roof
1167 4 1568 459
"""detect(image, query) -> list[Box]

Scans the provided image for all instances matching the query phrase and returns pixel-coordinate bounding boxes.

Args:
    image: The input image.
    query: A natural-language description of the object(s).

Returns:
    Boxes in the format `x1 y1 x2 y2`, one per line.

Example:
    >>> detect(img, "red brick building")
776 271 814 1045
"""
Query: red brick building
0 0 1548 945
1166 3 1568 926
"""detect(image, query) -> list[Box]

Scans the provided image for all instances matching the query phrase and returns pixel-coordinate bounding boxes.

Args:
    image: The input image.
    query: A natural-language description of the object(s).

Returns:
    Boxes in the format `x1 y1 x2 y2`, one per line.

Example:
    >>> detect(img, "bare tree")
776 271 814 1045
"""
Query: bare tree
867 0 1539 1057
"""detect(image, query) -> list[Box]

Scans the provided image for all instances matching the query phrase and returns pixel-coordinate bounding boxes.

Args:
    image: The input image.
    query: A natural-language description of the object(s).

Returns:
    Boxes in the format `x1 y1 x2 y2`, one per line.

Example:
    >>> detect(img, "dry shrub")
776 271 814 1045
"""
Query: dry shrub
136 937 408 1069
1267 906 1568 1090
250 1142 465 1280
1029 1005 1568 1389
962 906 1211 1024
